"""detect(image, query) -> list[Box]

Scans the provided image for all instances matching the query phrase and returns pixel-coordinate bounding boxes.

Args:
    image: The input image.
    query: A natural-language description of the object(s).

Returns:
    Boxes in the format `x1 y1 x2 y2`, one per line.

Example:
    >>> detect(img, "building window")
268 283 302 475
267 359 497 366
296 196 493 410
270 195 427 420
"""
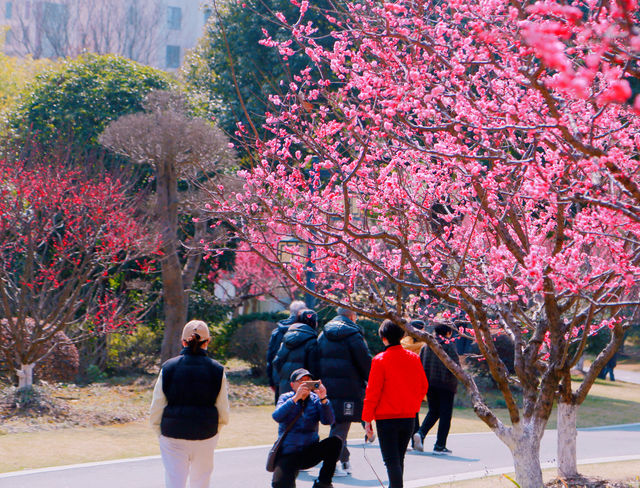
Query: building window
167 6 182 30
5 1 12 19
166 45 180 69
204 8 212 23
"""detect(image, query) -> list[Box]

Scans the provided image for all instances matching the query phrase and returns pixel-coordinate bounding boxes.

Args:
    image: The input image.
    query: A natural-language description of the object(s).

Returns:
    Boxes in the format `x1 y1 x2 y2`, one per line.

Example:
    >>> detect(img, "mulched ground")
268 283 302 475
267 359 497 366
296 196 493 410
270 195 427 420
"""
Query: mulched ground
0 370 273 434
547 476 639 487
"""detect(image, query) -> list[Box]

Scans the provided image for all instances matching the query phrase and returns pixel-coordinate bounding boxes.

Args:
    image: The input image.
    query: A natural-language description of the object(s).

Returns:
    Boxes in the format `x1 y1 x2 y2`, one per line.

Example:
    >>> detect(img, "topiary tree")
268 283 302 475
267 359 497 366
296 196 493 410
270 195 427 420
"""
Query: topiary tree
99 90 236 361
7 53 172 156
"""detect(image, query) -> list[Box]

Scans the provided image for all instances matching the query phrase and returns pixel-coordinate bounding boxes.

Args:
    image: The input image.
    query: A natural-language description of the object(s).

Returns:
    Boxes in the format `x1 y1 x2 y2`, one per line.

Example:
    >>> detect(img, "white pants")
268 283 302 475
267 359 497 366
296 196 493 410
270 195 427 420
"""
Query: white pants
159 434 219 488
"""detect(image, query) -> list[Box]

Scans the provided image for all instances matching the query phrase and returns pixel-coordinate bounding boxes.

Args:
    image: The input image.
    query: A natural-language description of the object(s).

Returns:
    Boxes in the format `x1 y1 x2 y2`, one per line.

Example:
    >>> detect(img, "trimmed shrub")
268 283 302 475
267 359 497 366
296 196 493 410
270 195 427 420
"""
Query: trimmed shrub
209 311 287 362
465 333 516 380
8 53 172 154
106 324 163 374
0 320 79 384
229 320 275 376
35 331 80 383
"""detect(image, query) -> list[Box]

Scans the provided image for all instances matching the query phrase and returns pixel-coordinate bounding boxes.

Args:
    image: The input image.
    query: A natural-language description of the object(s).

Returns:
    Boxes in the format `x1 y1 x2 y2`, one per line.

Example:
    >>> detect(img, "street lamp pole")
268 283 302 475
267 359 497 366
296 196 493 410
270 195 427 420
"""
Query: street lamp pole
277 236 316 309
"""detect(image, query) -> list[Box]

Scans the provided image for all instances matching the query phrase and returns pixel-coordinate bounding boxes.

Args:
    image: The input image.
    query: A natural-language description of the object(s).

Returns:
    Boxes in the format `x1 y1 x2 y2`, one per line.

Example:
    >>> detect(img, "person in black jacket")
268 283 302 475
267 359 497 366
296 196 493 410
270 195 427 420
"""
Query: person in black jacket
267 300 307 404
150 320 230 488
413 322 459 455
274 309 319 396
317 308 372 476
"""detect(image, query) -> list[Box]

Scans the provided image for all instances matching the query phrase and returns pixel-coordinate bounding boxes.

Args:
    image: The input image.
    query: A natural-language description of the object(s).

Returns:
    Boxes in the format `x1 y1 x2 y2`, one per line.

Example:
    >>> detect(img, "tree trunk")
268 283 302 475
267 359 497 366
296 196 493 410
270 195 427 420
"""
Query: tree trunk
159 252 187 362
17 363 34 388
557 401 579 479
157 160 187 362
510 424 545 488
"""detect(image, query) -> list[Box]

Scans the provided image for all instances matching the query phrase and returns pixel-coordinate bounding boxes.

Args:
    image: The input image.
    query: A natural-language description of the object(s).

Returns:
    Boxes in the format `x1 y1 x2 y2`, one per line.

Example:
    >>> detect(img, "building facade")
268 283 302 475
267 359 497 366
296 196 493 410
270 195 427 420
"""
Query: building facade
1 0 211 70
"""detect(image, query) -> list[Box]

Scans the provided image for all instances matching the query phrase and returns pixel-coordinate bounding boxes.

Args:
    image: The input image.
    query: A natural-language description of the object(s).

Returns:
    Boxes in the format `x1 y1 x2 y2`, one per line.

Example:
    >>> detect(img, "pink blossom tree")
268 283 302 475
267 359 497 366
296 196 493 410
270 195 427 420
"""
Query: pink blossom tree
0 161 144 388
208 1 640 485
207 240 297 310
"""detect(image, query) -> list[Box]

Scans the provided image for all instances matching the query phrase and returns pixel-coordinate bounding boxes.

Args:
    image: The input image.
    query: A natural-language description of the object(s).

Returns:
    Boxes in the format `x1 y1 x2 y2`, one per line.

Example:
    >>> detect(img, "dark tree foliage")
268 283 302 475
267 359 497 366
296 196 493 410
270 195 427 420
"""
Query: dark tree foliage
183 0 335 138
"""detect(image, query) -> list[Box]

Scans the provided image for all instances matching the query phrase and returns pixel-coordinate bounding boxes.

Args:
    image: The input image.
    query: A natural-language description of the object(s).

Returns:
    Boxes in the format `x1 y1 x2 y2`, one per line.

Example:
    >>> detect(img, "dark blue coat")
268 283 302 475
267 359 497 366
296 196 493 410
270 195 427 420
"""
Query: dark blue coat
273 323 318 395
317 315 372 423
266 315 296 388
273 391 335 454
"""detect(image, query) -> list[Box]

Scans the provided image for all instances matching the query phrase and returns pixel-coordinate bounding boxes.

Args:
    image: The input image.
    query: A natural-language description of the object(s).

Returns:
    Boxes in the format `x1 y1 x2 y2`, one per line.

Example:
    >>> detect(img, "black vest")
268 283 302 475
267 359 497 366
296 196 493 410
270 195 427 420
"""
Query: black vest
161 348 224 440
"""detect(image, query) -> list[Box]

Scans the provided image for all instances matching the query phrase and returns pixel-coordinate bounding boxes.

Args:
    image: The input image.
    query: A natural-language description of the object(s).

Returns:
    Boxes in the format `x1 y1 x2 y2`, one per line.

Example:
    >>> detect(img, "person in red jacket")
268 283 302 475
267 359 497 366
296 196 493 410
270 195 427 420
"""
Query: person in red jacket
363 320 428 488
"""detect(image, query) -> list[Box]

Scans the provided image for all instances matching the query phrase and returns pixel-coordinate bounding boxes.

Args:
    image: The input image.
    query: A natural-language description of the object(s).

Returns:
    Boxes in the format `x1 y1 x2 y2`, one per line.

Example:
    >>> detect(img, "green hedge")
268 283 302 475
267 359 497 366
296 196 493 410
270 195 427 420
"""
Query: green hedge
209 311 288 361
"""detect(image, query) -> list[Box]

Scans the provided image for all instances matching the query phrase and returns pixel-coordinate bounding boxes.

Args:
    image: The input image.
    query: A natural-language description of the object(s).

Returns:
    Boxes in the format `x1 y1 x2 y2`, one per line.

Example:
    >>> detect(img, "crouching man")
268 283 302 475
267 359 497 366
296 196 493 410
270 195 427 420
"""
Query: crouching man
272 368 342 488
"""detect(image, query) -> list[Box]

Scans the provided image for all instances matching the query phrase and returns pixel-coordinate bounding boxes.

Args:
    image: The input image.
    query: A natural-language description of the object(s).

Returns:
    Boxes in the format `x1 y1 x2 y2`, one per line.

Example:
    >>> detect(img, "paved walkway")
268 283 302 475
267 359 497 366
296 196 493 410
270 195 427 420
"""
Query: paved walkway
2 423 639 488
614 368 640 384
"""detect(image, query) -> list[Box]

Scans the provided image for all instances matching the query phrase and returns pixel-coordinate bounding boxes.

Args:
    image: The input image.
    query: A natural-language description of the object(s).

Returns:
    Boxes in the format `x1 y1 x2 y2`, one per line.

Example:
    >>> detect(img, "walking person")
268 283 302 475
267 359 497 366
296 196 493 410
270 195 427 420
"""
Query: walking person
599 352 617 381
317 307 372 476
150 320 230 488
400 319 425 448
413 322 460 455
363 320 429 488
274 309 320 396
268 300 308 404
271 368 342 488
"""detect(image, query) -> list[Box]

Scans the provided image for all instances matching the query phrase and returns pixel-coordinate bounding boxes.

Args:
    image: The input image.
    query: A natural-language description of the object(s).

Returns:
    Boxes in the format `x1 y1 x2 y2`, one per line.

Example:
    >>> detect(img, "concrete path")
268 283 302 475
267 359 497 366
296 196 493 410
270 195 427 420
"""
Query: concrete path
2 423 639 488
614 368 640 385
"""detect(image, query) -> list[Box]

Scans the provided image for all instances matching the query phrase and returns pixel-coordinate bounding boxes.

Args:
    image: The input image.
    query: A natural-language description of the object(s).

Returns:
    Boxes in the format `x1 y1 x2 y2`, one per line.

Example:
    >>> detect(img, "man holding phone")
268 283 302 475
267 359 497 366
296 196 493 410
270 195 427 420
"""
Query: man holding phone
271 368 342 488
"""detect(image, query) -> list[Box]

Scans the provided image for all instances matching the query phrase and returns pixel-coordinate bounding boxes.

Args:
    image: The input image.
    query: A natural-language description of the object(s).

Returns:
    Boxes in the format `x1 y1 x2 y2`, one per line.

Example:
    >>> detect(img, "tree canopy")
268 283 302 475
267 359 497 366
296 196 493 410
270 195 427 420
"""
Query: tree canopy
7 54 172 154
0 161 145 387
210 0 640 486
183 0 334 138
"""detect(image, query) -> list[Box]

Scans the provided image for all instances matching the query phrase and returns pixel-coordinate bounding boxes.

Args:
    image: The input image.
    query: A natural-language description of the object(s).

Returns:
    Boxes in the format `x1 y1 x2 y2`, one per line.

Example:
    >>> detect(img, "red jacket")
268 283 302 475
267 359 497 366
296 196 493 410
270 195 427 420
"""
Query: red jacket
362 345 428 422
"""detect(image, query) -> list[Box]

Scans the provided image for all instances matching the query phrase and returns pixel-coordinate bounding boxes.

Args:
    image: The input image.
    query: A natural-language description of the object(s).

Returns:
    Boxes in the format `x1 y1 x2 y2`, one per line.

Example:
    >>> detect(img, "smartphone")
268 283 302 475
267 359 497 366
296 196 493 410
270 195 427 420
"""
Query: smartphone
302 380 321 390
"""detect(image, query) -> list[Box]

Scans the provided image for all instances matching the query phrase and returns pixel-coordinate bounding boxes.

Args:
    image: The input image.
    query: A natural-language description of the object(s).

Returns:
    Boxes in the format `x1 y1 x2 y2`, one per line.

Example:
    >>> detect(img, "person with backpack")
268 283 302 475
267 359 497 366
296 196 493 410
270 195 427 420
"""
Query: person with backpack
317 307 372 476
274 309 320 396
267 300 308 403
150 320 230 488
413 322 460 455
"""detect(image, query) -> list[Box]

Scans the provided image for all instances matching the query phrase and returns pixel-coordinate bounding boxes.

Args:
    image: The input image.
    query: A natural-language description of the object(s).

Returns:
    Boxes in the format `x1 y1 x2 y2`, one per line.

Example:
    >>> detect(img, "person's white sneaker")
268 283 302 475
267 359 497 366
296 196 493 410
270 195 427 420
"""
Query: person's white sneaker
412 433 424 452
342 461 352 475
333 463 348 477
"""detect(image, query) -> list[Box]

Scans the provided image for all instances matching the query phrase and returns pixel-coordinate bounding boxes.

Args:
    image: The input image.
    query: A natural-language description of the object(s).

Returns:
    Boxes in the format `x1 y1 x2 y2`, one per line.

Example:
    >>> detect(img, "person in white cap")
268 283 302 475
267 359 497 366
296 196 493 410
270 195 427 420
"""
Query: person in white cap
150 320 230 488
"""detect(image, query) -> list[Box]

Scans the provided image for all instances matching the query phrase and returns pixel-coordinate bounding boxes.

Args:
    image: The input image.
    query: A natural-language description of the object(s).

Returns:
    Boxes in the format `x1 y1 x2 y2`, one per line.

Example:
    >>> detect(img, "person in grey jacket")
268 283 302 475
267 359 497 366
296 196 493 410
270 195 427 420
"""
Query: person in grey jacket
267 300 308 404
413 322 460 455
274 309 320 396
317 308 372 476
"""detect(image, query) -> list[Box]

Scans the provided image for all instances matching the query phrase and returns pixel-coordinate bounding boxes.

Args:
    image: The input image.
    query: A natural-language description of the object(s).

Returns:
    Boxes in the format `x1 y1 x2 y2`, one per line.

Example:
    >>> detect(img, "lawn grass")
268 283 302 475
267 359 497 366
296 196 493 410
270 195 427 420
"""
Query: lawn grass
429 460 640 488
1 378 639 473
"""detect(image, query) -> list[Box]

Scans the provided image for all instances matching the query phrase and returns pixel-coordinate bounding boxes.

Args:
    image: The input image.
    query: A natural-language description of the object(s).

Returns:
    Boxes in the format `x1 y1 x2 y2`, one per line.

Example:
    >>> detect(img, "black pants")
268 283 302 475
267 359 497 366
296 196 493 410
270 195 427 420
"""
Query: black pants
418 387 455 449
271 437 342 488
376 418 414 488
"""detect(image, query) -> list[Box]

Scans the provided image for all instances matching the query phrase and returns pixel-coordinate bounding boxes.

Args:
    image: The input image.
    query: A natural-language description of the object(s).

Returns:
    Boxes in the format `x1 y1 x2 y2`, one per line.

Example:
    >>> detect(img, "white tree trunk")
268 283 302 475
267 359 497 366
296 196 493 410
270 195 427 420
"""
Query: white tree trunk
17 363 35 388
509 423 545 488
557 401 579 479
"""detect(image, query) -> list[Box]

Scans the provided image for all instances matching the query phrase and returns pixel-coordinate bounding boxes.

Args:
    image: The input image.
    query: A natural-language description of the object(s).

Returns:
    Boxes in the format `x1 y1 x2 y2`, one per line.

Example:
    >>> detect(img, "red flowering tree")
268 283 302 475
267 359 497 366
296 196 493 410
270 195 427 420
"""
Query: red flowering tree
0 161 144 388
208 0 640 485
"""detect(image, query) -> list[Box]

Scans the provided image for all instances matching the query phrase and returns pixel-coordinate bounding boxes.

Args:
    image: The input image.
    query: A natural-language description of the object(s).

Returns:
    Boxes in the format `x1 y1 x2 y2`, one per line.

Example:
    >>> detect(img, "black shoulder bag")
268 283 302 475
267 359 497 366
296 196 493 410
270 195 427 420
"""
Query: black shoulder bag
266 406 304 472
